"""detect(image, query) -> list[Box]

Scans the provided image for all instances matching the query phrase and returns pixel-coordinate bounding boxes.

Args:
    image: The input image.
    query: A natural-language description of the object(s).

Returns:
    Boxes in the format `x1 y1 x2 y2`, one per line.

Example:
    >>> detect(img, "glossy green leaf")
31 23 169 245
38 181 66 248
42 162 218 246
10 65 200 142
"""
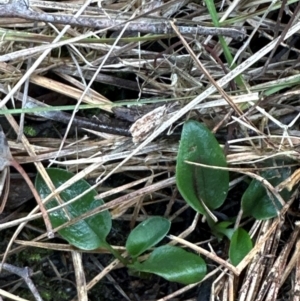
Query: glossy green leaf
176 120 229 214
35 168 111 250
229 228 253 266
131 245 206 284
212 221 234 240
242 167 294 220
126 217 171 257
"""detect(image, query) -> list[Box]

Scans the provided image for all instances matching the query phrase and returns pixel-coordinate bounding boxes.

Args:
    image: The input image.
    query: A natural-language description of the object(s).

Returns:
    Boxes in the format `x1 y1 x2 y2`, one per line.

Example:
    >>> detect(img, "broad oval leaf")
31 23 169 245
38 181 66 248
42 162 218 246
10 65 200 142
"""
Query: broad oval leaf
176 120 229 214
131 245 206 284
242 166 294 220
229 228 252 266
35 168 111 250
126 216 171 257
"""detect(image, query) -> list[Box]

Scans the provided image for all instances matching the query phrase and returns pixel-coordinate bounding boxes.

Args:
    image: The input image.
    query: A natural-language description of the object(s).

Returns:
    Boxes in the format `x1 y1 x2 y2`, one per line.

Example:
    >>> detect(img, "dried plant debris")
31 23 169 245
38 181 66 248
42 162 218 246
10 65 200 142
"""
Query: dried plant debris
0 0 300 300
0 125 12 171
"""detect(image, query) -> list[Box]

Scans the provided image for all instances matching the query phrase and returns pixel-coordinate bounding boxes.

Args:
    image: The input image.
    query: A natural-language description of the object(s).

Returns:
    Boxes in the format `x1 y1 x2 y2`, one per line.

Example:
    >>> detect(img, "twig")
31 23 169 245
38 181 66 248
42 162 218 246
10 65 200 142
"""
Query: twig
0 263 44 301
0 0 246 39
0 80 131 137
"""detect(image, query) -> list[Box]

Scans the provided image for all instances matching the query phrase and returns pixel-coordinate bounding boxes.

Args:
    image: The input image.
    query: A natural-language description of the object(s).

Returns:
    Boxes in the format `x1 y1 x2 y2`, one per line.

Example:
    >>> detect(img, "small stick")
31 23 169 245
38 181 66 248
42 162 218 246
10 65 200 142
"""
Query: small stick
0 0 246 40
0 263 44 301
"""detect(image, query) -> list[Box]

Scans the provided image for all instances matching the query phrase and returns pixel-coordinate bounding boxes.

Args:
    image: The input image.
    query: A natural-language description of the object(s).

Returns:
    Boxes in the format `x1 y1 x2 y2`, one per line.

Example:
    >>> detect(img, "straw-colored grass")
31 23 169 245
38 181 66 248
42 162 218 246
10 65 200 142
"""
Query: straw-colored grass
0 0 300 300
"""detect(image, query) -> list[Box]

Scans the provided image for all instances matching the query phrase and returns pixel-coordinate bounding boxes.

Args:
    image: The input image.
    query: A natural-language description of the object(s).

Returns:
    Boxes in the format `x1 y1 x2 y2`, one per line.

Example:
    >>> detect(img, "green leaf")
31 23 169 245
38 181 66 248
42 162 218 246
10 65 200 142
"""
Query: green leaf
211 221 234 240
35 168 111 250
176 120 229 215
242 167 294 220
131 245 206 284
126 217 171 258
229 228 252 266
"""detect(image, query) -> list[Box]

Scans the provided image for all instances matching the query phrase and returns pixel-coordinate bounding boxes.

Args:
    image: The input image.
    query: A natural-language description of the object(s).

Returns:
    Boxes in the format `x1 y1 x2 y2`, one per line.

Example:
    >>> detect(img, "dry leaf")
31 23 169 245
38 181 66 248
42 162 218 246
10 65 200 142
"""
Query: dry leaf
129 105 166 143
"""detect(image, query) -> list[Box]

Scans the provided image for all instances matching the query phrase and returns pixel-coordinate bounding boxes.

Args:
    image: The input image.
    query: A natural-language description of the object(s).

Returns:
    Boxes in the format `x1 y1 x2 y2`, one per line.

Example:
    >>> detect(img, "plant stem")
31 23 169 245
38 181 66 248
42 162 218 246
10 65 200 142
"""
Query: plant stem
103 242 129 266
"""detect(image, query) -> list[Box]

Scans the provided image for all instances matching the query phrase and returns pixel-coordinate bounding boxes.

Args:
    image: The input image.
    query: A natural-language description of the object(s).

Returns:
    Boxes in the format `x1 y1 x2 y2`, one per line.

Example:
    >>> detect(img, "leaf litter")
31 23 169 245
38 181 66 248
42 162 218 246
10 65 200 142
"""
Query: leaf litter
0 0 300 300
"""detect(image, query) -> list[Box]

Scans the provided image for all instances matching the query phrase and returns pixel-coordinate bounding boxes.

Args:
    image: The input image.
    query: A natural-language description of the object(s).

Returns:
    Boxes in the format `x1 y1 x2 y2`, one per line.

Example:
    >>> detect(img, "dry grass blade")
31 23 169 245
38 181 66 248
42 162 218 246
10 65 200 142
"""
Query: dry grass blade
30 75 112 111
0 167 9 214
1 0 300 300
71 251 88 301
0 289 30 301
169 235 239 275
0 124 53 238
